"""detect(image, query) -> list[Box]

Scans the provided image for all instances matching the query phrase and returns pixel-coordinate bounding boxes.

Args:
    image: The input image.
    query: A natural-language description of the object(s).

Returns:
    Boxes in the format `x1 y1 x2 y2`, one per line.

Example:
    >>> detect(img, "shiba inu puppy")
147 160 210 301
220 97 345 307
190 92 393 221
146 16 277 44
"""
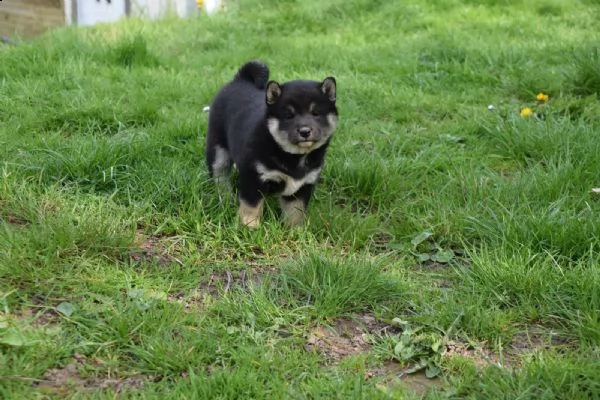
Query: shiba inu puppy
206 61 338 227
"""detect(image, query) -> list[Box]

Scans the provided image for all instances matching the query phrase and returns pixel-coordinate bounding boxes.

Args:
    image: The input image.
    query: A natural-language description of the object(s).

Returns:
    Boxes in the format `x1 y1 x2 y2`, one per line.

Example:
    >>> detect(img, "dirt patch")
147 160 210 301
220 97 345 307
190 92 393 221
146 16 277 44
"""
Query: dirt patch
443 339 500 368
369 232 395 254
304 315 506 396
304 315 445 396
507 326 575 363
441 327 574 369
129 231 181 266
11 303 60 328
198 266 278 297
200 269 251 297
365 338 497 396
305 314 398 363
2 212 29 226
167 290 204 311
166 266 278 310
334 198 379 217
394 370 442 396
418 261 449 271
367 363 443 397
1 198 59 227
30 308 60 327
412 261 456 289
304 317 576 395
35 353 147 395
305 324 370 363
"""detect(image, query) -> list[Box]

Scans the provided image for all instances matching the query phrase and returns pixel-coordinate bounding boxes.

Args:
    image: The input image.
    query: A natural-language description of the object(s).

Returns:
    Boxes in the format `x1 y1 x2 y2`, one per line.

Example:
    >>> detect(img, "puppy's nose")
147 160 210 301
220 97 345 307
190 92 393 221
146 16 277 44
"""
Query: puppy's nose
298 126 312 138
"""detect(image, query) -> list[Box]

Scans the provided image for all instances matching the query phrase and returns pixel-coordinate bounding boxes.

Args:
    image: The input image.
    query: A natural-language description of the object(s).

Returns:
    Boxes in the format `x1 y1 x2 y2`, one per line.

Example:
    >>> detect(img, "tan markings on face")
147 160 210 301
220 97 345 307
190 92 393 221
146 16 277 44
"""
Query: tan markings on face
267 118 309 154
280 198 306 227
326 113 338 130
297 141 314 148
267 118 330 155
308 102 316 113
239 199 264 228
287 105 296 114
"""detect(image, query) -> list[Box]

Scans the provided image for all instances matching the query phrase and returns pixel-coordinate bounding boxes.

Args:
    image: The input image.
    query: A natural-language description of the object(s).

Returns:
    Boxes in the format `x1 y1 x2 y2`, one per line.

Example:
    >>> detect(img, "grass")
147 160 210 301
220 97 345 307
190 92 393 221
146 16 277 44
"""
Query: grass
1 0 600 398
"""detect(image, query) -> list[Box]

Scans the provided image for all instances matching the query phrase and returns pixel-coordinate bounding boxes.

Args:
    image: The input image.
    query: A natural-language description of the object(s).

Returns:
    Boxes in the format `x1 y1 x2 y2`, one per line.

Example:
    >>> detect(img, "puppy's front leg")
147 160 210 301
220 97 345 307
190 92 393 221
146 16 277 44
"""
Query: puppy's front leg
238 171 264 228
280 184 314 227
239 197 264 228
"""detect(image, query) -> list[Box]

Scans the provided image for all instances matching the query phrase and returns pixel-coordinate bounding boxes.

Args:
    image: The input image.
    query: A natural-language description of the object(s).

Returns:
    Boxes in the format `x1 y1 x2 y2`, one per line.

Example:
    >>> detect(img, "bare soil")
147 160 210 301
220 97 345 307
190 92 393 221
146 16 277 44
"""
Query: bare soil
35 353 147 395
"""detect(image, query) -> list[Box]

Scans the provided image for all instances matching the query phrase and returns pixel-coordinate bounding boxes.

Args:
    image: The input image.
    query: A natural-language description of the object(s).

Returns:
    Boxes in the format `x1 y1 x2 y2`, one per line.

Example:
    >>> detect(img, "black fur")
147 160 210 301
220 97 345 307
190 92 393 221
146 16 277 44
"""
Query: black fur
234 60 270 89
206 60 338 226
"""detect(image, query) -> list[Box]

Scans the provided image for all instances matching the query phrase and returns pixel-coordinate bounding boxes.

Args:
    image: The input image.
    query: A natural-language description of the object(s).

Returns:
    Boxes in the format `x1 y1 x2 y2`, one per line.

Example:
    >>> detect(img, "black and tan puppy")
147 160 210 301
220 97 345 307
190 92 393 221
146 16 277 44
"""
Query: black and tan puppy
206 61 338 227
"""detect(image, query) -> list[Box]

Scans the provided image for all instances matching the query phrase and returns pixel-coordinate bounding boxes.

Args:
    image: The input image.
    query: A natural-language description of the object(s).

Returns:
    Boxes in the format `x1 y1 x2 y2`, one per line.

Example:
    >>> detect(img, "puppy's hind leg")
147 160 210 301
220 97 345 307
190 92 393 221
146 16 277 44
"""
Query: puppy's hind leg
280 184 314 227
206 145 233 194
280 196 306 227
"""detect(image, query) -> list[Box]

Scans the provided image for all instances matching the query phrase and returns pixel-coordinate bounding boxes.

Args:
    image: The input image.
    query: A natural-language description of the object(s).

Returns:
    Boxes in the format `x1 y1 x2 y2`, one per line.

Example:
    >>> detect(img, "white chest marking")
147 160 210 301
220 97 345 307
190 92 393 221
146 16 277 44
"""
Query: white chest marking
255 162 321 196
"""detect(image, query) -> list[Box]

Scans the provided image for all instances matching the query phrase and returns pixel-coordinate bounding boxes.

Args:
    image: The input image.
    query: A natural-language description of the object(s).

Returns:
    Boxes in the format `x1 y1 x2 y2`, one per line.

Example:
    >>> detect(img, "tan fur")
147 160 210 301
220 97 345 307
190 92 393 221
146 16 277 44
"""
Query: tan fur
212 146 232 192
321 78 336 102
239 199 264 228
280 198 306 226
266 81 282 105
256 162 321 197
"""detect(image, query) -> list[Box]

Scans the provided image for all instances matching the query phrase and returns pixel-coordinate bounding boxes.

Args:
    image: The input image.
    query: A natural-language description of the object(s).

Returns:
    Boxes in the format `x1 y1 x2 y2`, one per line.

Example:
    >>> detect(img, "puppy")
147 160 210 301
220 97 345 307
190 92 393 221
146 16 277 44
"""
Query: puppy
206 61 338 228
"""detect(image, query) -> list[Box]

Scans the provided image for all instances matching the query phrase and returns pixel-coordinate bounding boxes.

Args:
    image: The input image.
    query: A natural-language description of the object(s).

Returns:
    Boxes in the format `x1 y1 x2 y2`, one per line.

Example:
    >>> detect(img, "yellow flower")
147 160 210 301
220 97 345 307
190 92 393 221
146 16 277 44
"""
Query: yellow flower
520 107 533 117
536 92 549 102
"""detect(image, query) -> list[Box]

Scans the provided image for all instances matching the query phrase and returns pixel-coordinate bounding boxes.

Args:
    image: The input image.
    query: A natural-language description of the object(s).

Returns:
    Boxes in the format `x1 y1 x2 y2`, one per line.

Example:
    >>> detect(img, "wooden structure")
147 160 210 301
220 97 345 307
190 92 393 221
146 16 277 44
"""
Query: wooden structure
0 0 214 39
0 0 66 38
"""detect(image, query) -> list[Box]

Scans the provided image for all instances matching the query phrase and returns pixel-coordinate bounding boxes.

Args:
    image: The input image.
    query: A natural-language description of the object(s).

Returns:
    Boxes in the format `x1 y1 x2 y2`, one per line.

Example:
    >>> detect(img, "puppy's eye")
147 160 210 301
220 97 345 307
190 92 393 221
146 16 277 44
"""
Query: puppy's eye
311 109 321 116
284 110 295 119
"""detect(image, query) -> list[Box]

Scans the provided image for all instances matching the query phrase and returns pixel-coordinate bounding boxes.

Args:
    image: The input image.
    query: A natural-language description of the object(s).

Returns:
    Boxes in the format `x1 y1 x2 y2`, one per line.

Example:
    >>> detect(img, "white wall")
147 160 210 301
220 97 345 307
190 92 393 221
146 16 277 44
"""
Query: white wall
64 0 204 26
63 0 74 25
77 0 127 26
130 0 198 19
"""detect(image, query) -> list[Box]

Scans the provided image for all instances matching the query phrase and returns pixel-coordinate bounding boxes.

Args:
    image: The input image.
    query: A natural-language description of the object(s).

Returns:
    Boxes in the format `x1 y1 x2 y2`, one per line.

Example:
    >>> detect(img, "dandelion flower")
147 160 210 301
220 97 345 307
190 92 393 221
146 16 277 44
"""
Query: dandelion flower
520 107 533 117
536 92 549 102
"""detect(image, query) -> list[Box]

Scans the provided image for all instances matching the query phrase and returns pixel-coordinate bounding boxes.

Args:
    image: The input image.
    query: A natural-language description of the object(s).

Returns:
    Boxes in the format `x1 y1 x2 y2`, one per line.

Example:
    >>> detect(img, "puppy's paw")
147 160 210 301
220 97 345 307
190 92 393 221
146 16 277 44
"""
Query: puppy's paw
239 199 263 229
241 214 261 228
280 198 306 227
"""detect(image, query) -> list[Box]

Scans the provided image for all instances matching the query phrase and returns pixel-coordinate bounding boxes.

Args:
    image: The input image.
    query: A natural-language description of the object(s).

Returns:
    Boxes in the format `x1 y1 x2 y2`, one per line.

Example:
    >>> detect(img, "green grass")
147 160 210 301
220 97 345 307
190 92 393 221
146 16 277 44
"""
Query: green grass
2 0 600 398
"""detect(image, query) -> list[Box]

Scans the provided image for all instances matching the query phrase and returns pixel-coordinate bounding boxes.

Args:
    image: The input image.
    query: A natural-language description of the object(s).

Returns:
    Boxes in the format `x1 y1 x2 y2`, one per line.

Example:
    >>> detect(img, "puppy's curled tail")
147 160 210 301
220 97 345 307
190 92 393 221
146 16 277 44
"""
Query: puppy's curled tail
234 61 270 90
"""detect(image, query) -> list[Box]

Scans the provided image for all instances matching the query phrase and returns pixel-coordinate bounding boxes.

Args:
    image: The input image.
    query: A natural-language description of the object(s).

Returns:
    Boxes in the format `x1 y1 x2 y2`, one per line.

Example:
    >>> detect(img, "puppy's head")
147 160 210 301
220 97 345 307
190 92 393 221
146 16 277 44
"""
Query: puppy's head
265 77 338 154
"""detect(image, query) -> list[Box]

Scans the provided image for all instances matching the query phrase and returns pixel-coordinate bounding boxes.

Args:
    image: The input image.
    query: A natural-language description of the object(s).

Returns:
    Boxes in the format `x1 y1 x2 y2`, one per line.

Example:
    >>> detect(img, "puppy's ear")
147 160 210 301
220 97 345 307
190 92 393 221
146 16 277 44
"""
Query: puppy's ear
266 81 282 105
321 77 336 102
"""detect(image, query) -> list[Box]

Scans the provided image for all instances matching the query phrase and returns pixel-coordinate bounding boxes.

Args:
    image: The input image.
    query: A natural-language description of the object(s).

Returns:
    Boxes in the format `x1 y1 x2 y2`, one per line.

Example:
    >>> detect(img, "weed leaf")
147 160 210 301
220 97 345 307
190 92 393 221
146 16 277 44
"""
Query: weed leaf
411 231 433 248
425 364 442 378
432 250 454 263
127 289 145 299
0 328 25 347
417 253 431 262
56 302 75 317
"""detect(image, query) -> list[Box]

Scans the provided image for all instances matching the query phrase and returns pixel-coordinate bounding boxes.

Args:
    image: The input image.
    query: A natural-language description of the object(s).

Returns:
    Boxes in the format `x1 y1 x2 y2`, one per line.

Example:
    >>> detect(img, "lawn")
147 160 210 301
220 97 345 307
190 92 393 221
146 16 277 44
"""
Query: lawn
1 0 600 398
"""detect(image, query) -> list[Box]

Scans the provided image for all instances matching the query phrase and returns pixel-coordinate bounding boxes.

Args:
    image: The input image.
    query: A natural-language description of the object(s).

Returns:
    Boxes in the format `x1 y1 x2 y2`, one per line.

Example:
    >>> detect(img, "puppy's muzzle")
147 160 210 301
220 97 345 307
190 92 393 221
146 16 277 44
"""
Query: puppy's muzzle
298 126 313 139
